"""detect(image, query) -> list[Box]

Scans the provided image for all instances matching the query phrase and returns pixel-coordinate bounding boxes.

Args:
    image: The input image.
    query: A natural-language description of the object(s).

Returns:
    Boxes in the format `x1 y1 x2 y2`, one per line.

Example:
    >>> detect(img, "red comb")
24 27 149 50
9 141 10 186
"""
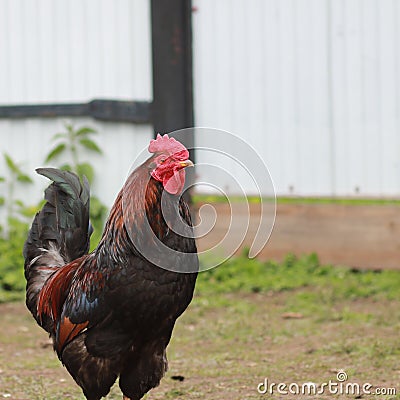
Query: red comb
148 134 188 157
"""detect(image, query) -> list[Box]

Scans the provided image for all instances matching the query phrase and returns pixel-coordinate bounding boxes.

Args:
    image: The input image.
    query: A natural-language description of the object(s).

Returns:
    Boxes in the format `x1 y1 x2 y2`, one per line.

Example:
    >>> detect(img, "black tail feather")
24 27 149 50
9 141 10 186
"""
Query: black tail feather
24 168 92 323
24 168 91 268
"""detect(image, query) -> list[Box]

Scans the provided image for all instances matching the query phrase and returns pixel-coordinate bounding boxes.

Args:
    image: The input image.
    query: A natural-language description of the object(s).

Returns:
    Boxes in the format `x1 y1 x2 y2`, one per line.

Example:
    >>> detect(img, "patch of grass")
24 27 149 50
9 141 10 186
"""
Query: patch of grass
277 196 400 206
197 252 400 302
0 218 28 301
192 194 267 204
192 193 400 206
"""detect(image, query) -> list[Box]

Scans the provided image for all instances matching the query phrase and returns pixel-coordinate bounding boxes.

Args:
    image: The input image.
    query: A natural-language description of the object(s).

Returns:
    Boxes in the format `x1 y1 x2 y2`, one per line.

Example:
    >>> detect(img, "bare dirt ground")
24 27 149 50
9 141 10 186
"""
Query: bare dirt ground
196 202 400 269
1 291 399 400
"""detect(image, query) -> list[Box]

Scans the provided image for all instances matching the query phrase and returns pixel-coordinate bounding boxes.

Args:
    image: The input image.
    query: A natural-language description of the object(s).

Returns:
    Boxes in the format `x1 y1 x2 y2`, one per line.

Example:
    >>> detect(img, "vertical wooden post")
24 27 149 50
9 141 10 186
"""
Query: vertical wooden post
150 0 194 140
151 0 195 194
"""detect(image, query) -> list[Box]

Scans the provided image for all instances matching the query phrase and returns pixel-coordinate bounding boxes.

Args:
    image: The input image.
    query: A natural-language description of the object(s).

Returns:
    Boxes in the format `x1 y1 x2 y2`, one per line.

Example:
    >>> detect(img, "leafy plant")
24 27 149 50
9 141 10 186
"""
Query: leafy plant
0 154 37 299
44 122 108 248
0 217 28 301
0 175 4 207
88 195 108 251
0 154 35 235
45 123 102 184
0 126 108 301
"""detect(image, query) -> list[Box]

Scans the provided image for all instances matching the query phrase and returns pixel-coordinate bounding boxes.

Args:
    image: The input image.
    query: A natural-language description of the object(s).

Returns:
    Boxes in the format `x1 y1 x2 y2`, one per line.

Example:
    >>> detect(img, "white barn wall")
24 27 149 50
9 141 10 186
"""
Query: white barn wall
0 0 153 224
193 0 400 197
0 0 152 104
0 118 152 206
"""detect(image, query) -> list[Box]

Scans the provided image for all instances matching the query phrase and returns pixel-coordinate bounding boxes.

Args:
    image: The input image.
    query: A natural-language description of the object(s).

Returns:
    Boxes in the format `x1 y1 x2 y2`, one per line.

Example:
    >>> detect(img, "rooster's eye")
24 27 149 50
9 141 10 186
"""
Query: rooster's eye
160 158 166 163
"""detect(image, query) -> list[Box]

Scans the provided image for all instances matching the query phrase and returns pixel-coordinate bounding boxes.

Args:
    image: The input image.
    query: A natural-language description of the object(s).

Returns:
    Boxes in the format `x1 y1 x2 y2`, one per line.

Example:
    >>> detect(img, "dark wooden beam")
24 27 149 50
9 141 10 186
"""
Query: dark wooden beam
90 100 151 123
0 100 151 124
151 0 195 198
0 103 89 119
150 0 194 142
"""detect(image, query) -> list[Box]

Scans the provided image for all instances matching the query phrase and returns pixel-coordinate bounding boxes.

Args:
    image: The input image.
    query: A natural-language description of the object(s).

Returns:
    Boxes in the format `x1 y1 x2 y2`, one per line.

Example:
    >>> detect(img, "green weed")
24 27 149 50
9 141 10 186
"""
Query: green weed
197 252 400 302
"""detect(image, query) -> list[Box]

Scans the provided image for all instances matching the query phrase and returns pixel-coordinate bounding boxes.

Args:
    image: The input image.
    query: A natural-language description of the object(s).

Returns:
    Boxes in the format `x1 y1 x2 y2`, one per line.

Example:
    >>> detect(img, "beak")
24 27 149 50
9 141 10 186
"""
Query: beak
179 159 194 169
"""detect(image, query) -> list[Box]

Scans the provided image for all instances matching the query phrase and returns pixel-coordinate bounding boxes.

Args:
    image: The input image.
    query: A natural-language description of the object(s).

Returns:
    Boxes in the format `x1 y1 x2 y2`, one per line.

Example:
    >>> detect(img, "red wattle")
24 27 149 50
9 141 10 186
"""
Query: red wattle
163 169 185 195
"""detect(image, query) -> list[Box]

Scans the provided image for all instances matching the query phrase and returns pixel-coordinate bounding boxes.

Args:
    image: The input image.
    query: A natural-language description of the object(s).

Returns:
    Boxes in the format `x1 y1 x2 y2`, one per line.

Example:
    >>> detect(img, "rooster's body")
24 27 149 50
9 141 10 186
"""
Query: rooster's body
24 135 198 400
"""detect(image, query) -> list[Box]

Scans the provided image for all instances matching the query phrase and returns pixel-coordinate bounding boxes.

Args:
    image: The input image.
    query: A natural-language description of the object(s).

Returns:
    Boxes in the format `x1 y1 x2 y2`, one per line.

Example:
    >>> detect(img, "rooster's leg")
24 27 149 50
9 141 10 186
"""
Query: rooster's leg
123 396 131 400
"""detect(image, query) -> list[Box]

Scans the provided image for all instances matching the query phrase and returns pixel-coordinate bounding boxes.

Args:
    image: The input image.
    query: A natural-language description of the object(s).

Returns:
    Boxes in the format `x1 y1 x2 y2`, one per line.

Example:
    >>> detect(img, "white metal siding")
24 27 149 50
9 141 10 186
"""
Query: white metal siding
0 118 152 206
0 0 152 103
193 0 400 196
0 0 153 225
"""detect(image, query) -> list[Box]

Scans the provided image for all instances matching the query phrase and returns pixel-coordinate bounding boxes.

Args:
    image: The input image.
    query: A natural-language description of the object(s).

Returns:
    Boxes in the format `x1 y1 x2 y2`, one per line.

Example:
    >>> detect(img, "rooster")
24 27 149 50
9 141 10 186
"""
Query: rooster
24 134 198 400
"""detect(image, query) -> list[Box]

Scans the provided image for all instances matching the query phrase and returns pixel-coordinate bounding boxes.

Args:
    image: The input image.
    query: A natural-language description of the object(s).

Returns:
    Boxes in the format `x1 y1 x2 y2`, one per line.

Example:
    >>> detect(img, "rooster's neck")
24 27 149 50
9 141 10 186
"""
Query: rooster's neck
97 170 175 262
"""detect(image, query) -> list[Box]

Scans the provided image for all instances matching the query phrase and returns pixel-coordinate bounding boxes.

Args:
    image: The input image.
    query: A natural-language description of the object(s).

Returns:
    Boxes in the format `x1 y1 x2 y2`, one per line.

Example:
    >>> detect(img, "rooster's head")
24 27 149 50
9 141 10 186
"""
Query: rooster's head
148 134 193 195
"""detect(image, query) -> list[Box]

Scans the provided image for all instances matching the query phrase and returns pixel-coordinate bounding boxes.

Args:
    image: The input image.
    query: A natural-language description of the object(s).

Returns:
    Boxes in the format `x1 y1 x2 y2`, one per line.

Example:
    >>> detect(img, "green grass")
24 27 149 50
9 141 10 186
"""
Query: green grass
277 196 400 206
0 218 28 302
192 193 400 206
192 194 269 204
197 252 400 302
